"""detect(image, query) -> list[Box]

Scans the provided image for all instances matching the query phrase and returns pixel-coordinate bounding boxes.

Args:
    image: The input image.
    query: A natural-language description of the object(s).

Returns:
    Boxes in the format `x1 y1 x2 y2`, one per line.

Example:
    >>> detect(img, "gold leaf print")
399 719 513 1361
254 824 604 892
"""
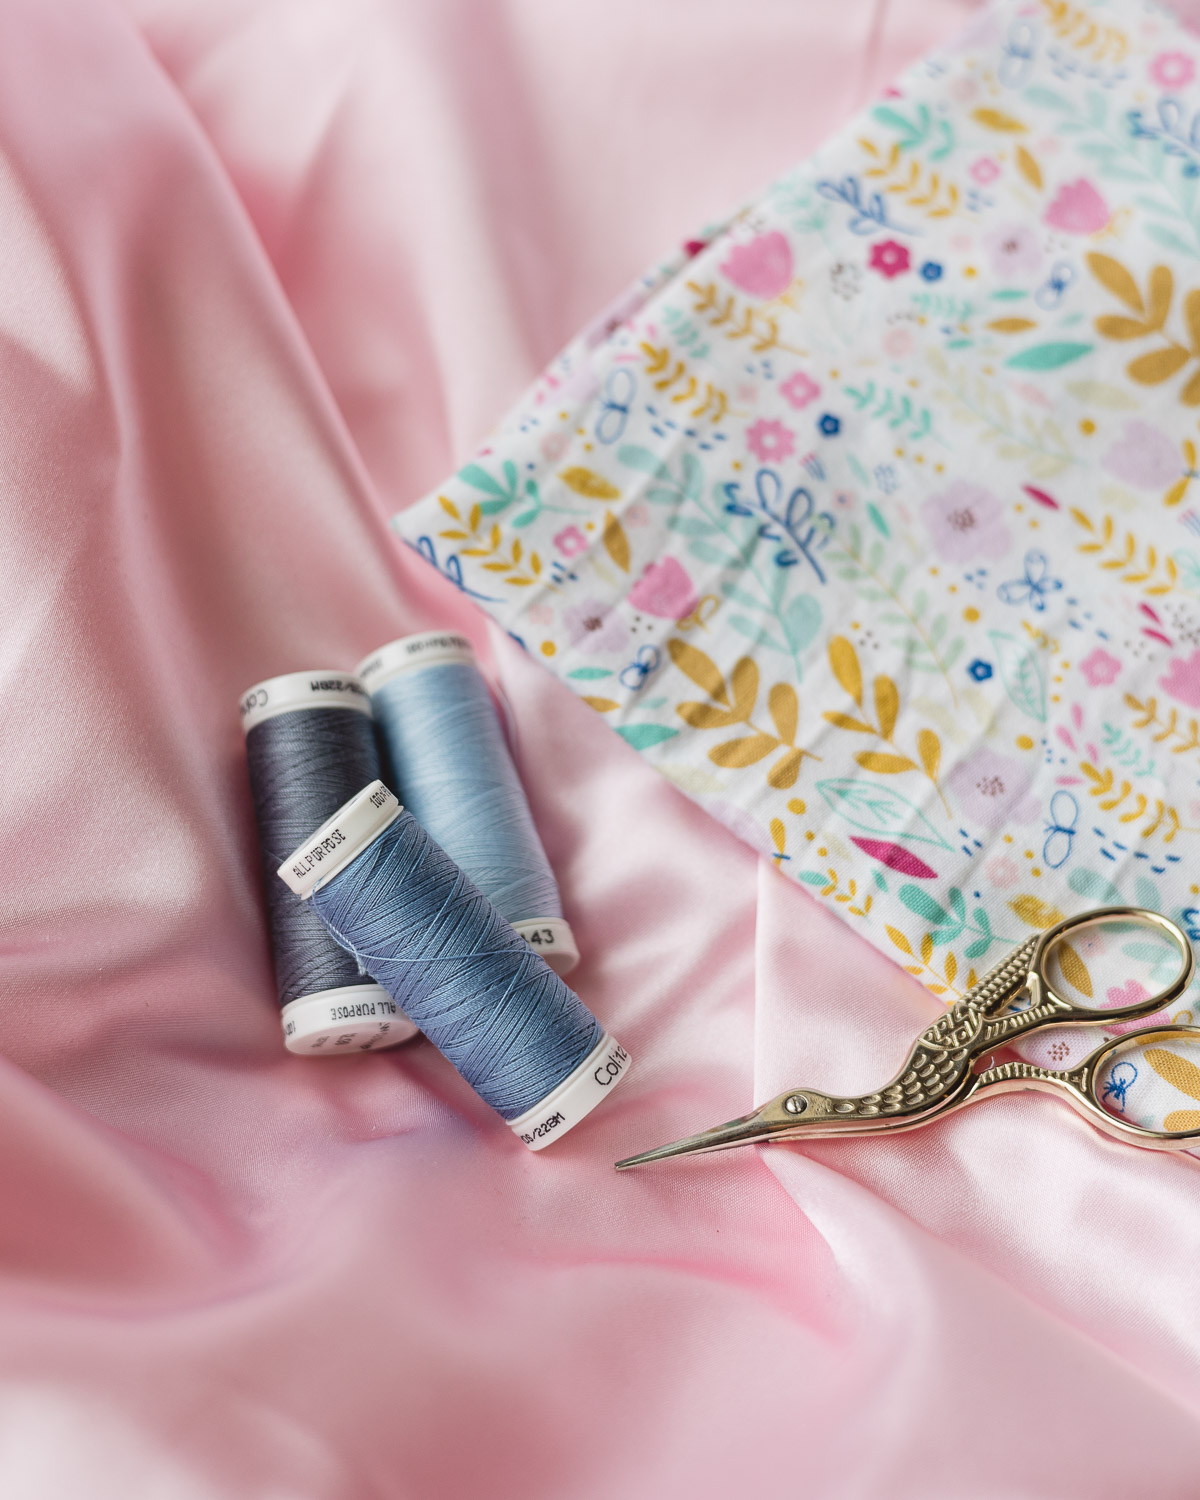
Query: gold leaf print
581 696 619 712
855 751 919 774
1009 894 1067 929
1184 368 1200 406
944 951 958 989
917 728 941 783
1056 940 1093 998
1148 265 1173 330
874 676 899 741
439 495 462 520
559 466 620 500
1128 347 1190 384
677 702 739 729
668 639 729 705
971 107 1026 133
1186 288 1200 351
988 317 1038 333
1164 1109 1200 1132
1087 253 1144 313
1144 1047 1200 1103
767 748 804 789
769 682 798 745
602 510 630 571
886 926 914 957
709 733 778 767
824 712 874 734
730 657 760 720
1095 315 1151 341
829 635 863 706
770 818 786 857
1015 145 1042 190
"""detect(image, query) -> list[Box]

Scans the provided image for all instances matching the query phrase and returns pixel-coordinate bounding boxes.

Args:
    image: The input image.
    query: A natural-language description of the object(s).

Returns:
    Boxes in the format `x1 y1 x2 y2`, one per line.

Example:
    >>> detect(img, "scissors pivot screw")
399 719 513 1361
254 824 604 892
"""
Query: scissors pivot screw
783 1094 808 1115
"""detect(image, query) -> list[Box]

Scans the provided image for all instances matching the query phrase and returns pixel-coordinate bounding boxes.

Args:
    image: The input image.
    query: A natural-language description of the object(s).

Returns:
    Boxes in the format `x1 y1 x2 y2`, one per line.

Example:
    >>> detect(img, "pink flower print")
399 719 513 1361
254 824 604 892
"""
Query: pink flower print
553 525 587 558
628 558 699 620
780 371 820 410
719 231 794 299
921 480 1010 563
1044 179 1110 234
624 499 650 528
868 240 911 279
883 326 915 359
1160 648 1200 707
539 429 570 463
986 855 1021 889
1079 648 1122 687
562 597 629 655
1150 51 1196 89
969 156 1001 185
746 418 795 464
1102 420 1180 489
982 223 1043 279
1100 980 1172 1037
948 748 1037 832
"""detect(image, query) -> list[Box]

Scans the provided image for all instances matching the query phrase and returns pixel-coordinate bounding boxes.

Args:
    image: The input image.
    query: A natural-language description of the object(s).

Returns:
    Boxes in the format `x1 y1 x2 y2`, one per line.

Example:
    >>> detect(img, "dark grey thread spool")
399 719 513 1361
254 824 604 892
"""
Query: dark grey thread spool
240 669 418 1055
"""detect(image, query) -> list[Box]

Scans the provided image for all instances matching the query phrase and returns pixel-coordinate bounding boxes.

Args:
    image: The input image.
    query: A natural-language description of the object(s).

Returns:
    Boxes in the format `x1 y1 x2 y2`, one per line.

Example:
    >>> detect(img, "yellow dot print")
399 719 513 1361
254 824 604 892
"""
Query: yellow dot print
1016 735 1034 750
541 641 556 657
964 605 980 622
1079 419 1095 435
788 799 806 815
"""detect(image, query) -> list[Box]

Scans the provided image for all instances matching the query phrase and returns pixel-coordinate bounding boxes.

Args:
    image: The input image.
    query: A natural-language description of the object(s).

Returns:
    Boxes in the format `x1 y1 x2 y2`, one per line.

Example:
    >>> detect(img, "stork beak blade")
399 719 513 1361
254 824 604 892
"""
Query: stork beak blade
615 1109 775 1170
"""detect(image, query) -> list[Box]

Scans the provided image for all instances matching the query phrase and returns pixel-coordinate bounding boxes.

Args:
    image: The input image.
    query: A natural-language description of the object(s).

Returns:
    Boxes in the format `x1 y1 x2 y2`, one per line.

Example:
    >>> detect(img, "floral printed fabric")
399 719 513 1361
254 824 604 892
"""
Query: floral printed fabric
399 0 1200 1119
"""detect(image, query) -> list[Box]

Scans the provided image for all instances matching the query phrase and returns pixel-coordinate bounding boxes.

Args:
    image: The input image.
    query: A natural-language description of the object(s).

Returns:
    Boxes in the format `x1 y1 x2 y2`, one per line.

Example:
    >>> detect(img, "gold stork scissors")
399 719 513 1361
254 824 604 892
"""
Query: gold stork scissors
616 907 1199 1169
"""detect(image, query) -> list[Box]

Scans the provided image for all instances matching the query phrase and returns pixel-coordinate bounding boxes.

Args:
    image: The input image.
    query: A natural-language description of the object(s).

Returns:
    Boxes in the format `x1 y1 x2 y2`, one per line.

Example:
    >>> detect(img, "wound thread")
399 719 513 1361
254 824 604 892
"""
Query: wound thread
358 635 577 972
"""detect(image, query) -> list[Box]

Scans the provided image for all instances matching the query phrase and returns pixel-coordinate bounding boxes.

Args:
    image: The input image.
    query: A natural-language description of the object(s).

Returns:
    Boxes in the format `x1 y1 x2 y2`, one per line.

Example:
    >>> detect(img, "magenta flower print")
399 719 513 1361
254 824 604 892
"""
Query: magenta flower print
921 480 1010 563
982 223 1042 279
746 418 795 464
1079 648 1122 688
868 240 910 279
1161 649 1200 708
719 231 794 299
628 558 699 620
553 525 587 558
948 748 1037 833
1044 179 1110 234
562 597 629 655
1102 421 1180 490
1150 51 1195 89
780 371 820 410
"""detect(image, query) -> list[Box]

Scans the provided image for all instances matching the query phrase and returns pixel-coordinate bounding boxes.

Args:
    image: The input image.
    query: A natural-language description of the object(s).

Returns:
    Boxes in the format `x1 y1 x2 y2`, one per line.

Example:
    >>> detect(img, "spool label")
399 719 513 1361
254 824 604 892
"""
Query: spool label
508 1034 632 1151
239 670 371 732
357 632 475 685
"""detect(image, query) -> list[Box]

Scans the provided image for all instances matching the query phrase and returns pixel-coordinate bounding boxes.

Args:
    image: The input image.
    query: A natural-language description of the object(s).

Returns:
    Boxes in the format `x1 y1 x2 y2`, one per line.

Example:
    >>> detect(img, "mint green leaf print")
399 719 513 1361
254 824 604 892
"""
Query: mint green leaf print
866 503 890 538
616 444 671 480
458 461 517 499
616 724 679 750
988 631 1047 722
729 614 788 653
567 667 613 681
1004 342 1093 371
816 778 952 850
782 594 822 654
1068 868 1124 905
898 886 953 928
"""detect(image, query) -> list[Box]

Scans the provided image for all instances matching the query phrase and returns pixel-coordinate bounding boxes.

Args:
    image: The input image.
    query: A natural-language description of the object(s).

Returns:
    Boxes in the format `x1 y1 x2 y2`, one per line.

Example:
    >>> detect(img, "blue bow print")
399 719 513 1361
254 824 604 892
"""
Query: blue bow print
1042 790 1078 870
998 549 1064 613
595 368 636 445
1034 260 1076 310
620 645 661 692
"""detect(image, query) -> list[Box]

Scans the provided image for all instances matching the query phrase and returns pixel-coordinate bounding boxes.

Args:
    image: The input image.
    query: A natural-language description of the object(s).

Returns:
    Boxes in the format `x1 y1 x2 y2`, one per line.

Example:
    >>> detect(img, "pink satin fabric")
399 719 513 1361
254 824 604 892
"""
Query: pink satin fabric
4 0 1200 1493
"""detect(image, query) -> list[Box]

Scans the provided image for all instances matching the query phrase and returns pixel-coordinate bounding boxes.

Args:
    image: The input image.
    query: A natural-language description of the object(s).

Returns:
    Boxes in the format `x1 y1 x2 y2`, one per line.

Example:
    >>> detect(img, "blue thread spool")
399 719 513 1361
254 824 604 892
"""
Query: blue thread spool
357 633 579 975
278 781 630 1149
240 671 419 1055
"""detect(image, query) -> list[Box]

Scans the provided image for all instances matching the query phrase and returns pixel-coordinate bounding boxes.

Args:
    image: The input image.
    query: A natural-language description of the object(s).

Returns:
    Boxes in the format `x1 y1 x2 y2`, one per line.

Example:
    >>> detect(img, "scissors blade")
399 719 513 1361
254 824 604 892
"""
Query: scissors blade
615 1108 777 1169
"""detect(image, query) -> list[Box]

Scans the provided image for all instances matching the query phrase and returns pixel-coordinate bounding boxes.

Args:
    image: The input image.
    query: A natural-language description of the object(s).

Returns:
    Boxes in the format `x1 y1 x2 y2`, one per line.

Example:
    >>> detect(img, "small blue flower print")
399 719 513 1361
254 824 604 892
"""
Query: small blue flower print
920 260 943 281
967 658 993 681
818 413 841 437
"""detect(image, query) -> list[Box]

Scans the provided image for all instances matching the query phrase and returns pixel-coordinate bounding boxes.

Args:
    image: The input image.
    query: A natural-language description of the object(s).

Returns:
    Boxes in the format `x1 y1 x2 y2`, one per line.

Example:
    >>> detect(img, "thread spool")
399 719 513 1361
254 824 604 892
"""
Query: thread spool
357 633 579 975
240 671 418 1055
278 782 630 1149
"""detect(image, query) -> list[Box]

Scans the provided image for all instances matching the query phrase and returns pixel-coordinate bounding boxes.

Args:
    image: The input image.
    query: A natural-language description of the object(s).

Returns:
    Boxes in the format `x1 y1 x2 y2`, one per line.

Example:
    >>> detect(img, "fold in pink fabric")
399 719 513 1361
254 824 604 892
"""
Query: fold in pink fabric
3 0 1200 1493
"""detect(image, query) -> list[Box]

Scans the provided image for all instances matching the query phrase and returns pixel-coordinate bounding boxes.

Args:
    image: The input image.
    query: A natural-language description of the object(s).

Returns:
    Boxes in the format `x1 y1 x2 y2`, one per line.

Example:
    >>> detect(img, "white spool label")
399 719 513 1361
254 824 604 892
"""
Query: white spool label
357 631 476 686
281 984 419 1055
507 1033 632 1151
512 917 580 976
240 670 372 733
278 781 401 898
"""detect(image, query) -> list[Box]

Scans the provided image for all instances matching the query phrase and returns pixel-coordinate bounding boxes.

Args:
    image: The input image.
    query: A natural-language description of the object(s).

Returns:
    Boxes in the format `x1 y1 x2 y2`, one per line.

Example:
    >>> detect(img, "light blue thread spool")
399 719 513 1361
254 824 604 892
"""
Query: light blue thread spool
357 633 579 975
278 782 631 1150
